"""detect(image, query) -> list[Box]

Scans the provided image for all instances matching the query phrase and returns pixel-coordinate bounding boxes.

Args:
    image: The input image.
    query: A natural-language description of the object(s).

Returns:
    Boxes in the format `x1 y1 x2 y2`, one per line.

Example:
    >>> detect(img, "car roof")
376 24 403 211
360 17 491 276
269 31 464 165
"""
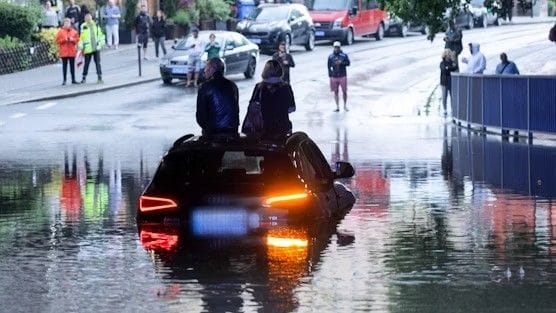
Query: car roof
168 134 287 154
258 3 306 9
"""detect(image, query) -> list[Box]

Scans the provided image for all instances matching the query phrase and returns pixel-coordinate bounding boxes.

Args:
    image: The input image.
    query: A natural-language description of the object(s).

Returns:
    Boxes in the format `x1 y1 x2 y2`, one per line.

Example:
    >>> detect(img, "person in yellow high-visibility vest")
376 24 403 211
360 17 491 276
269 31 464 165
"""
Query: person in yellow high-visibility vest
78 13 105 84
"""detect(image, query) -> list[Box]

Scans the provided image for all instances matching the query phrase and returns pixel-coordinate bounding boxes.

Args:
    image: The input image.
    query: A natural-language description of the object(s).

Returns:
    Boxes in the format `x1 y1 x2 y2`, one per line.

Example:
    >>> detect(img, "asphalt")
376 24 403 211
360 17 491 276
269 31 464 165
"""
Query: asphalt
0 16 554 107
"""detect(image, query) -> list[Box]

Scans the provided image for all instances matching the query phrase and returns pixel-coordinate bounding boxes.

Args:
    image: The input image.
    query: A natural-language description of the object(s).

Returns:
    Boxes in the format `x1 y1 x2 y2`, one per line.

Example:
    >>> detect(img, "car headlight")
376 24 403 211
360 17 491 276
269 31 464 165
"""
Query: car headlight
333 17 343 29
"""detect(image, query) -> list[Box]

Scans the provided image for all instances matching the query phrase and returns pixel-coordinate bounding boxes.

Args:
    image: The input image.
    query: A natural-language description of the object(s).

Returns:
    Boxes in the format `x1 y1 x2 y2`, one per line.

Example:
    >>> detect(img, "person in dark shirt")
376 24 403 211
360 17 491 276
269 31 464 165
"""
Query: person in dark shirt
327 41 350 112
65 0 80 30
271 41 295 84
135 5 151 59
151 10 167 58
196 58 239 136
439 49 457 117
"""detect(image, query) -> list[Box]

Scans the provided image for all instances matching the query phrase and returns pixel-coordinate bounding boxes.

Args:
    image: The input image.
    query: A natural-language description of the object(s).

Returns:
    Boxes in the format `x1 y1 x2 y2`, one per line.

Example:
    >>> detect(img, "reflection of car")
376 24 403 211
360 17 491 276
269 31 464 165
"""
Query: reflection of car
385 13 428 37
159 31 259 85
468 0 500 27
137 132 356 223
310 0 388 45
235 3 315 53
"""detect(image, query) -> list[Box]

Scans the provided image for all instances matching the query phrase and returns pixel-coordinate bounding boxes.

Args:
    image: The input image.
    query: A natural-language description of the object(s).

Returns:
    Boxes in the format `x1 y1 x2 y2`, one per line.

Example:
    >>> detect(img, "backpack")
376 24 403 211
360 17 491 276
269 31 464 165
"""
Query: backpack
550 23 556 42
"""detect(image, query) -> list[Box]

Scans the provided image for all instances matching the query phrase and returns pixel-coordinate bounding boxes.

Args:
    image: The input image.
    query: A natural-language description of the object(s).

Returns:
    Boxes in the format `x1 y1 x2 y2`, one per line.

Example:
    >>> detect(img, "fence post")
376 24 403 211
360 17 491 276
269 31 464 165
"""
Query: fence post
527 77 532 143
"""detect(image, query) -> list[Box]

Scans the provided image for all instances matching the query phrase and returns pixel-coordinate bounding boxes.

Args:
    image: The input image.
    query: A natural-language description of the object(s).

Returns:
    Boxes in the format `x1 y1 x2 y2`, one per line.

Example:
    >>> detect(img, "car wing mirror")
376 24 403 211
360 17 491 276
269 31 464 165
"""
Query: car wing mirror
334 161 355 179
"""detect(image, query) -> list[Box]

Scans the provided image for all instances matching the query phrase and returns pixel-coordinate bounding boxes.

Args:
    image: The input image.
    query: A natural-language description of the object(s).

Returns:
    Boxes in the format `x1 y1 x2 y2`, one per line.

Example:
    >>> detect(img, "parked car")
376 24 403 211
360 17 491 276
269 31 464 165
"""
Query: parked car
445 1 475 30
235 3 315 53
309 0 388 45
385 13 428 37
137 132 356 223
159 31 259 85
468 0 501 27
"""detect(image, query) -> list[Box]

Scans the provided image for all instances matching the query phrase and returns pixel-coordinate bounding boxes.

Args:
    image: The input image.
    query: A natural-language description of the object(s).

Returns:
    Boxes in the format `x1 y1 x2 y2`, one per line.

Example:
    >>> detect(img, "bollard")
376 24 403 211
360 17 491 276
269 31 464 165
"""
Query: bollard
137 42 142 77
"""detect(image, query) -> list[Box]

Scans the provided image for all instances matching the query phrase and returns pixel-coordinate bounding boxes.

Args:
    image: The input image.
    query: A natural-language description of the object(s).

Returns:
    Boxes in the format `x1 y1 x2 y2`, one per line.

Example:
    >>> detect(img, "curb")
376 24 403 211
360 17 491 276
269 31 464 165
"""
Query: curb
1 76 161 106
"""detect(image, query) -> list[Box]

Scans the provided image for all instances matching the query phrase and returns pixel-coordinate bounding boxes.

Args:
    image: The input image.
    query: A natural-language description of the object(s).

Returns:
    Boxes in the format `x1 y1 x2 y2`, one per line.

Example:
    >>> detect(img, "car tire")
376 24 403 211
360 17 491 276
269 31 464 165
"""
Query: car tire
398 24 408 37
375 23 384 41
305 31 315 51
162 77 172 85
466 15 474 29
481 14 488 28
494 16 500 26
421 25 429 35
244 57 256 79
343 28 354 45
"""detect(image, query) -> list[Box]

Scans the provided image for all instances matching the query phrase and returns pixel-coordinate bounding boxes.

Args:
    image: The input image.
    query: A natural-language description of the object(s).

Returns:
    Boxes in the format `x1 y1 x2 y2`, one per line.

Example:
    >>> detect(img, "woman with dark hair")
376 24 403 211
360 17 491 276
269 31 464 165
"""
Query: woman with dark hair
246 60 296 140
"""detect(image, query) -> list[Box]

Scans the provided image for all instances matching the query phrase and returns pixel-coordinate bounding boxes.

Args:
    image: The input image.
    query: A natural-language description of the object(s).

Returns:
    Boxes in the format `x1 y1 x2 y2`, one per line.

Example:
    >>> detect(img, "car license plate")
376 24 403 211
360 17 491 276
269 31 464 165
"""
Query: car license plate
191 208 254 237
315 31 325 37
250 38 261 44
172 66 188 74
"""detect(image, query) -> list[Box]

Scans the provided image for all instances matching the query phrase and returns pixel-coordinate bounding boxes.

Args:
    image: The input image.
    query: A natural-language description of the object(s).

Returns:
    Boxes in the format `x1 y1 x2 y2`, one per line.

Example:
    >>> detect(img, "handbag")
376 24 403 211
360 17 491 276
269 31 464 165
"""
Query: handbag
241 84 264 137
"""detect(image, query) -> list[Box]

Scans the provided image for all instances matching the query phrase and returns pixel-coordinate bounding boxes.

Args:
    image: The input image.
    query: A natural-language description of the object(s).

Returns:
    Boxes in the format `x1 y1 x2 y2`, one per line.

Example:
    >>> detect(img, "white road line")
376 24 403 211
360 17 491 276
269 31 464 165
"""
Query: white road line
10 113 27 119
36 102 56 110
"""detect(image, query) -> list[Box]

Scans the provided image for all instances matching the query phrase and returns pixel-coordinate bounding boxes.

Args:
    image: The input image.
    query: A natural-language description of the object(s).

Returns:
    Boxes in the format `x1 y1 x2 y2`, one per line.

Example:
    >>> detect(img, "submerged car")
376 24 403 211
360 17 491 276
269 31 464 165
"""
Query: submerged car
137 132 356 225
159 30 259 85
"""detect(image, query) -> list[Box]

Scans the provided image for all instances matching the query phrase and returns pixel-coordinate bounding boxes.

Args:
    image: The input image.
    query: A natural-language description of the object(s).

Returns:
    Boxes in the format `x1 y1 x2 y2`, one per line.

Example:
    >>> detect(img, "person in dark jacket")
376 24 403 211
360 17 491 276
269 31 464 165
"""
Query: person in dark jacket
271 41 295 83
151 10 167 58
65 0 80 30
495 52 520 75
135 5 151 59
249 60 296 140
444 20 463 71
439 49 457 117
196 58 239 136
79 5 89 28
328 41 350 112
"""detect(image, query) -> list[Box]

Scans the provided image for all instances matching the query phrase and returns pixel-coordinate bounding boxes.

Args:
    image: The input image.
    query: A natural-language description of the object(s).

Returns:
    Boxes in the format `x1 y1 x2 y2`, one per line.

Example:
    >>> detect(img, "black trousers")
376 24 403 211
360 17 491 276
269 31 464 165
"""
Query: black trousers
153 36 167 57
82 51 102 78
62 57 75 82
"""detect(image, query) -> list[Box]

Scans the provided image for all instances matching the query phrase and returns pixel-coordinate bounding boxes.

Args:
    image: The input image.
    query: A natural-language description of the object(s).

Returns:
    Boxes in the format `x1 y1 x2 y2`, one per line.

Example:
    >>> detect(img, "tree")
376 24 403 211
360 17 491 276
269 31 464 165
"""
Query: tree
379 0 467 40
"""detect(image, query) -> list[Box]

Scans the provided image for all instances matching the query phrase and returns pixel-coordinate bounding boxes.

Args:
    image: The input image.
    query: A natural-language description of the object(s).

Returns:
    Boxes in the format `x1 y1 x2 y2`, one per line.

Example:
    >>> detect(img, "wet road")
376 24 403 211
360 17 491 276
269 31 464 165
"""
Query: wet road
1 23 555 312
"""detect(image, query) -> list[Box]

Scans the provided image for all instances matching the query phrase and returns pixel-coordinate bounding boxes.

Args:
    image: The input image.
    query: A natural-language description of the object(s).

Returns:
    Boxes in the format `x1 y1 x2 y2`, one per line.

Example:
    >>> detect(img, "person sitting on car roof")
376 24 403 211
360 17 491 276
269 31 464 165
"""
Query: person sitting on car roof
196 58 239 136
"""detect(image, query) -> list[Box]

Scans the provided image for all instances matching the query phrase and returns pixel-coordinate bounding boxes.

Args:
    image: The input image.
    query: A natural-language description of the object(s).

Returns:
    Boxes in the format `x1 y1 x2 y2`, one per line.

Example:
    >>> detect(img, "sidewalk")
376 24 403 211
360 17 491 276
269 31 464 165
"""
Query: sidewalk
0 42 166 106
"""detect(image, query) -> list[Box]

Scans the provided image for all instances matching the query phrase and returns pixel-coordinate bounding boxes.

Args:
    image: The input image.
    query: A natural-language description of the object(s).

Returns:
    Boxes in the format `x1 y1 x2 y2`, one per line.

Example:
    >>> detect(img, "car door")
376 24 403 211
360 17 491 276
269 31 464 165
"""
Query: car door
289 8 305 44
222 38 240 74
367 0 380 34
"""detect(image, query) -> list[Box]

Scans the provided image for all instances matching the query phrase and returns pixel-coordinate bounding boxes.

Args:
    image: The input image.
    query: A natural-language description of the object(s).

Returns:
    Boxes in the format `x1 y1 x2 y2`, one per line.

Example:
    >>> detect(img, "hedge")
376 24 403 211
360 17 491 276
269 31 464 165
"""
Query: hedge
0 2 42 42
0 41 57 75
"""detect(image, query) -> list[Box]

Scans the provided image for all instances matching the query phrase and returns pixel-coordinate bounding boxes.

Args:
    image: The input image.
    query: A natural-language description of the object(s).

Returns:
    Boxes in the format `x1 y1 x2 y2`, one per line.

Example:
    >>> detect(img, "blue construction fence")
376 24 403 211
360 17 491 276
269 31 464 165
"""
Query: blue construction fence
450 73 556 136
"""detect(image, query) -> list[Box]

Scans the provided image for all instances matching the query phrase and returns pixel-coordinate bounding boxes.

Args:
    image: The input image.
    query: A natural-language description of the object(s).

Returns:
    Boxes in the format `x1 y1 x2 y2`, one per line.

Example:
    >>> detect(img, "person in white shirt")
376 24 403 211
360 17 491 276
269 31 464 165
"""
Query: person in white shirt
185 29 205 87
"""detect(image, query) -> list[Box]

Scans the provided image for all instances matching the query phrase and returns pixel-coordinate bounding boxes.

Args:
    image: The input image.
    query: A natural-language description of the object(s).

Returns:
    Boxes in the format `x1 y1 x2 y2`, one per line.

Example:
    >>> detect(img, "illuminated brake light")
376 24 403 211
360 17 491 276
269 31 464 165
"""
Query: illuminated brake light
264 193 308 206
267 236 308 248
140 196 178 212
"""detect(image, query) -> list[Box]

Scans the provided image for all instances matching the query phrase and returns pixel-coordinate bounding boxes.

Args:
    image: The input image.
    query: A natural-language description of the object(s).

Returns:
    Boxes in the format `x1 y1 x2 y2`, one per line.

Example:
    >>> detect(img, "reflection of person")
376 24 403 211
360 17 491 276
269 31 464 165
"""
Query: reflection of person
151 10 167 58
79 13 105 84
205 33 221 59
495 52 520 75
439 49 457 117
196 58 239 136
250 60 296 140
102 0 121 49
272 41 295 83
462 43 486 74
56 18 80 85
443 20 463 71
186 29 205 87
327 41 350 112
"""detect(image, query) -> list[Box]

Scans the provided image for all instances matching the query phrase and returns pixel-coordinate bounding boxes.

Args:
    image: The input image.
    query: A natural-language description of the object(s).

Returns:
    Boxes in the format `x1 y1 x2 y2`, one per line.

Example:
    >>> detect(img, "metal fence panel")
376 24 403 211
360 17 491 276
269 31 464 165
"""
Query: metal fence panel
470 77 483 125
501 77 528 130
458 76 469 121
529 77 556 133
529 145 556 198
451 76 459 117
501 142 529 193
482 77 502 128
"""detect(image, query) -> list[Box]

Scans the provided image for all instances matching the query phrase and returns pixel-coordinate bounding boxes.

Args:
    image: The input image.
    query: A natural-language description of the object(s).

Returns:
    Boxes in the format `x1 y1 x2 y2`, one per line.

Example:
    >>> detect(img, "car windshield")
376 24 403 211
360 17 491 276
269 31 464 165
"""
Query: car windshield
174 33 224 50
248 6 290 21
312 0 349 11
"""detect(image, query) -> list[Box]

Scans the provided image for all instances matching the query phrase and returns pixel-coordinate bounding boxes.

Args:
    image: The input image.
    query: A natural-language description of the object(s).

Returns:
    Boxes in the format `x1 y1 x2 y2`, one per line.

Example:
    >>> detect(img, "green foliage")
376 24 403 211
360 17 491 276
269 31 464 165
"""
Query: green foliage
162 0 179 18
0 36 25 50
196 0 230 21
123 0 139 29
37 28 59 61
0 1 42 42
171 8 199 26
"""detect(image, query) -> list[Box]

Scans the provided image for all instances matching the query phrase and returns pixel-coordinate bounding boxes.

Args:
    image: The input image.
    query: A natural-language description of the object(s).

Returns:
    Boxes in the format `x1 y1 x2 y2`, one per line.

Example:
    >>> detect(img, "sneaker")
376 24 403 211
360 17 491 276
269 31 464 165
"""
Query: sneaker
344 106 349 112
97 79 104 84
333 108 340 112
71 80 79 84
80 78 86 84
62 81 66 86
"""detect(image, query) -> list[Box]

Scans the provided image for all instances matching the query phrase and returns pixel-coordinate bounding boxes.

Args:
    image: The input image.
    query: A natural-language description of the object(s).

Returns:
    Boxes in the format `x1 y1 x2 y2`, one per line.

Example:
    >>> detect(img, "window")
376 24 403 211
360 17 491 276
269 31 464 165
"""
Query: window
290 9 303 20
367 0 379 9
231 33 245 48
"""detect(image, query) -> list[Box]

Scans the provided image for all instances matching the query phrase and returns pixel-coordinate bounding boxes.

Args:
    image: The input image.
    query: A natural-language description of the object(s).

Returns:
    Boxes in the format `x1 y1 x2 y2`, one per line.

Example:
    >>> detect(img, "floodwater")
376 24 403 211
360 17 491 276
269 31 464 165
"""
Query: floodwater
0 123 555 313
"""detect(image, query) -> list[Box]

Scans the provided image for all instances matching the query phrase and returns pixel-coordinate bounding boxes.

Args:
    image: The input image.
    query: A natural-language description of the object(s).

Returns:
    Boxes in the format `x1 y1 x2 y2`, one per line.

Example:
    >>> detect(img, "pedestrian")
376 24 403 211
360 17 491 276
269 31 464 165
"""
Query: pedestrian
549 22 556 42
102 0 121 49
205 33 221 59
272 41 295 84
65 0 81 30
439 49 457 117
135 5 151 60
79 13 105 84
41 1 59 29
328 41 350 112
243 60 295 140
444 20 463 71
495 52 520 74
462 43 486 74
196 58 239 136
56 18 80 85
503 0 513 22
79 4 90 29
151 10 167 58
185 29 205 87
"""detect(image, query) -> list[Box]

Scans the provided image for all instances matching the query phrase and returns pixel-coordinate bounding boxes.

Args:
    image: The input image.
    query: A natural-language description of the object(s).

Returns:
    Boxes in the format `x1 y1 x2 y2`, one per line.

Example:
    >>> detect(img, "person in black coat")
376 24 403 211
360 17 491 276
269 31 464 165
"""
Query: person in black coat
271 41 295 83
196 58 239 136
439 49 458 117
151 10 167 58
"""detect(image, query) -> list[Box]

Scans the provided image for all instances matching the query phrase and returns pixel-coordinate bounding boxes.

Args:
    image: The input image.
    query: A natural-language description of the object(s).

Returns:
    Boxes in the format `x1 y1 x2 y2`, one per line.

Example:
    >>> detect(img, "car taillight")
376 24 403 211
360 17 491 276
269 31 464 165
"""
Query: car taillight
264 192 308 207
139 196 178 212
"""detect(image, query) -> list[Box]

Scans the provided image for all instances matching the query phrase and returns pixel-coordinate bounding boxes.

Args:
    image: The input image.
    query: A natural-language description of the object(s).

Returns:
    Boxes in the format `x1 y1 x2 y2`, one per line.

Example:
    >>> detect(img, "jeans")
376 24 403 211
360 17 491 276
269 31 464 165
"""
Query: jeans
441 85 451 113
61 57 76 82
153 36 167 57
83 51 102 79
105 24 119 47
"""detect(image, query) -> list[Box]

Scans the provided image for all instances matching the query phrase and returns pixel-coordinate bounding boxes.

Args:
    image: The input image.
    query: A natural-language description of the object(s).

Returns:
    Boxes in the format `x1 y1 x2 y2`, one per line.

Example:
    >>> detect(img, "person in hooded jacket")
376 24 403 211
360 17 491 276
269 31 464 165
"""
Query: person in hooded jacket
439 49 457 117
462 43 486 74
56 18 80 85
196 58 239 136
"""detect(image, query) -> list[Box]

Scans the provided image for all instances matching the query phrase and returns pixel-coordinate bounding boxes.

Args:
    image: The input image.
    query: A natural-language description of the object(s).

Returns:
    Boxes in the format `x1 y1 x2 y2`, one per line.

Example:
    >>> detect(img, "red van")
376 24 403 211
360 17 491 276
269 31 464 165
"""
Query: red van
310 0 387 45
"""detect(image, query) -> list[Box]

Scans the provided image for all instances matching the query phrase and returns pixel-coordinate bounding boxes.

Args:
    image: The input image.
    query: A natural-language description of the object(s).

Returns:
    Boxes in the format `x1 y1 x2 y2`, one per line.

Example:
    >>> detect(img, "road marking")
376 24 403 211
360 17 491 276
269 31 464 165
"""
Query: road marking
36 102 56 110
10 113 27 119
